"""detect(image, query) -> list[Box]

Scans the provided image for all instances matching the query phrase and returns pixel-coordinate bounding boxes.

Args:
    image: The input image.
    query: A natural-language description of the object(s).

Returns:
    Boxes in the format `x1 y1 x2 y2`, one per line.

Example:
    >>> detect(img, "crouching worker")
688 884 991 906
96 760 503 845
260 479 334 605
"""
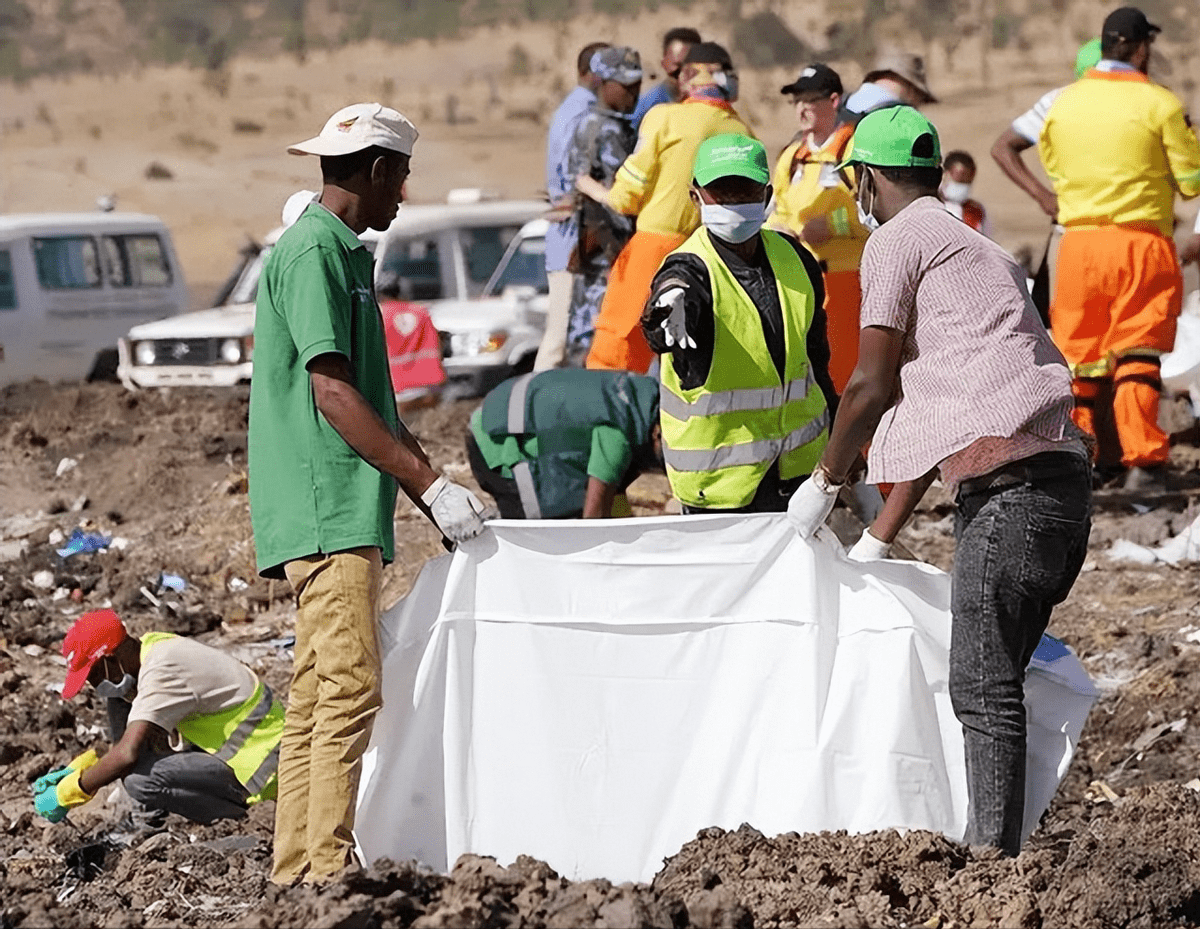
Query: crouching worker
32 609 282 826
642 133 838 513
467 368 662 518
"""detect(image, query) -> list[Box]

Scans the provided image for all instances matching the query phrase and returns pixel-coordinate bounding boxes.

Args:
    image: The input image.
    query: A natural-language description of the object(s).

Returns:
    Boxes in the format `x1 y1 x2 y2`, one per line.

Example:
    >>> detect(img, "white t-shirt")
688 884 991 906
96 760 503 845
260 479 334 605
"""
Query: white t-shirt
1010 86 1066 145
129 636 259 735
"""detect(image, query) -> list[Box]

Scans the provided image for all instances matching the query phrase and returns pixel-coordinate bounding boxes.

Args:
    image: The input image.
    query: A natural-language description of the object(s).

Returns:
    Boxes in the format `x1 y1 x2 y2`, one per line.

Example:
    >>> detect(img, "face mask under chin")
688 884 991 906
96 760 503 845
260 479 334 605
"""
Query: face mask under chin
95 672 136 700
856 169 881 233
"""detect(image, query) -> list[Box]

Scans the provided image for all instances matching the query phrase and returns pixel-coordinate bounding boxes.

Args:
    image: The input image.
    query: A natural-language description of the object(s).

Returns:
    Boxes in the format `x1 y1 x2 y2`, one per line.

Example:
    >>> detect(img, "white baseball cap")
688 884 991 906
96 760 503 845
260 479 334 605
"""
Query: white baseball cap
288 102 419 157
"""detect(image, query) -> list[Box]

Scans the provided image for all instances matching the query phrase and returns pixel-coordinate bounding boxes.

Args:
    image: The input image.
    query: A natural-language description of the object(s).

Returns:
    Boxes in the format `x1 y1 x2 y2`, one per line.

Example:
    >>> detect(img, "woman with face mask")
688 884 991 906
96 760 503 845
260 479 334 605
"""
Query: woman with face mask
639 133 840 513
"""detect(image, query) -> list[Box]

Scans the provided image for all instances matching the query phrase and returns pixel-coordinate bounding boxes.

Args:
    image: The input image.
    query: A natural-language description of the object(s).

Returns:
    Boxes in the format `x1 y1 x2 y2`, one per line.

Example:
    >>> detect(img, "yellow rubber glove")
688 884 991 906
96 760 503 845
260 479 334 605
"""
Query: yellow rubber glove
68 748 100 773
56 767 94 809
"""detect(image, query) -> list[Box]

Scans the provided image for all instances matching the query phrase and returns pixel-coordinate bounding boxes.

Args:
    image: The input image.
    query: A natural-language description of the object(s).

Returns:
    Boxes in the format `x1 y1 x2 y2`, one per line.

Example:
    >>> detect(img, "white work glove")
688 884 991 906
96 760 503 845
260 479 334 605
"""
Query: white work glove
787 468 842 538
847 529 891 562
656 287 696 350
421 476 491 544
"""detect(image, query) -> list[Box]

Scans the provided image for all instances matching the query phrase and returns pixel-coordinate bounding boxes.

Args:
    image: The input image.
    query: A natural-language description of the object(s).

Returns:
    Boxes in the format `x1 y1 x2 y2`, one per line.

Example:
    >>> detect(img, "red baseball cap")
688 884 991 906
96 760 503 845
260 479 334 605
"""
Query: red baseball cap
61 609 128 699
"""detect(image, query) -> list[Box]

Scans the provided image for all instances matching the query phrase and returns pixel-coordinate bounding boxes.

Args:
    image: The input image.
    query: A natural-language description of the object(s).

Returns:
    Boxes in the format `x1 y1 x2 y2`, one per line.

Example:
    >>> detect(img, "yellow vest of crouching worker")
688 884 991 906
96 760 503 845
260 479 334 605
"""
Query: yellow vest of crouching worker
660 227 830 508
139 632 283 803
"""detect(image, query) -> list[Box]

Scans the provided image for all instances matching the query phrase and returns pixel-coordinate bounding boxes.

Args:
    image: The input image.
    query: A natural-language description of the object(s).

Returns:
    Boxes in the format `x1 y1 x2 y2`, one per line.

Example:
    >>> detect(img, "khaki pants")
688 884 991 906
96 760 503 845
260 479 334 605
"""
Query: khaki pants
272 547 383 884
533 270 574 371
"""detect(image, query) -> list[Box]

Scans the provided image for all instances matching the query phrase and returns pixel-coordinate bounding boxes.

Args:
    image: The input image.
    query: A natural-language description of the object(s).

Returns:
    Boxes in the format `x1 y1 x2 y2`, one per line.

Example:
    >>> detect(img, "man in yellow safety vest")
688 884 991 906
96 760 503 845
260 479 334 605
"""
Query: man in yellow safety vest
641 133 837 512
32 609 283 826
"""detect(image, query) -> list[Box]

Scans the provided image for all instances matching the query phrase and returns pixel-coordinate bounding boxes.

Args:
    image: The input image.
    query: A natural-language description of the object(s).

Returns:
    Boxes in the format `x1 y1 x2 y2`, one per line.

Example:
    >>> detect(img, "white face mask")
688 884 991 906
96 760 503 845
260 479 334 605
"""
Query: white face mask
713 69 739 102
95 672 135 700
856 168 881 233
700 200 766 243
942 180 972 204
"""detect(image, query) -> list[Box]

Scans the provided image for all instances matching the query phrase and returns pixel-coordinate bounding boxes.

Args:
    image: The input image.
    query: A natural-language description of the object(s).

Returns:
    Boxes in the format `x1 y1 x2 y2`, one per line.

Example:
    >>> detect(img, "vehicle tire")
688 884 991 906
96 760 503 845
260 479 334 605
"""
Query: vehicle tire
87 348 120 382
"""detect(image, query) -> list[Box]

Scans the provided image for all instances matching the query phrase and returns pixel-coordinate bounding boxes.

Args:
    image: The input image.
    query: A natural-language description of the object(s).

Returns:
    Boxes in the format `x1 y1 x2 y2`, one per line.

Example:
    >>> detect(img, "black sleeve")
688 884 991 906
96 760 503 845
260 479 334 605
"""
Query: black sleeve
780 236 838 418
641 253 715 390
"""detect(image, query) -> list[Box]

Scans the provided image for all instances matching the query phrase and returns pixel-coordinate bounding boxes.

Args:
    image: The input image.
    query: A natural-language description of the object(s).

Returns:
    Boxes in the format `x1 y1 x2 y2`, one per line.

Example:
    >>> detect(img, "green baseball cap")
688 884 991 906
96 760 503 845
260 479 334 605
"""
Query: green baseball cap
693 133 770 187
838 106 941 170
1074 38 1101 78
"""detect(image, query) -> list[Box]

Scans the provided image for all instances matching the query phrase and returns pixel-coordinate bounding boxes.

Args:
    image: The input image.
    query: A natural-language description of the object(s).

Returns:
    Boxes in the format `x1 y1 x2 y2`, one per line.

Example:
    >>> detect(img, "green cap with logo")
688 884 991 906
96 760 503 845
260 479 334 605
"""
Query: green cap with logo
693 133 771 187
838 106 941 170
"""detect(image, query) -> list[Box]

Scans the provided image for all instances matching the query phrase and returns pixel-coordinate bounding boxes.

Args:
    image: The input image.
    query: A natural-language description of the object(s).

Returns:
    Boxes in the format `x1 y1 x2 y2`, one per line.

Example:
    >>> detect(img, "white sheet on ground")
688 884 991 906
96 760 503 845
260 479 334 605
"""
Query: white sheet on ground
355 514 1096 883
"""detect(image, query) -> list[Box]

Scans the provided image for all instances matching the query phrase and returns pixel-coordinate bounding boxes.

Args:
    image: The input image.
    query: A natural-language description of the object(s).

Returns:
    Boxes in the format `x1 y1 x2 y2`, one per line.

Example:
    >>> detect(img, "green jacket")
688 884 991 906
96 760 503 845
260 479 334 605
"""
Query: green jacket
476 369 660 518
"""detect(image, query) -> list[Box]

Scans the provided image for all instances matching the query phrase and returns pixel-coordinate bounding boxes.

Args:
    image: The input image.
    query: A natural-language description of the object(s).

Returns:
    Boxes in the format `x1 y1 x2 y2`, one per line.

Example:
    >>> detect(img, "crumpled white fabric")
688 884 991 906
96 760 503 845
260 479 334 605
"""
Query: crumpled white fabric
355 514 1096 882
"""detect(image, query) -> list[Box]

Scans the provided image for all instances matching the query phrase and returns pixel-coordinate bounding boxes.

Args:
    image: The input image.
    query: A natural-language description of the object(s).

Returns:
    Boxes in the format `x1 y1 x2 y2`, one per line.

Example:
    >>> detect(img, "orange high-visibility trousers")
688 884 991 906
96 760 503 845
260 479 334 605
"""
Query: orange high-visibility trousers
1050 225 1182 468
586 230 687 374
823 269 862 395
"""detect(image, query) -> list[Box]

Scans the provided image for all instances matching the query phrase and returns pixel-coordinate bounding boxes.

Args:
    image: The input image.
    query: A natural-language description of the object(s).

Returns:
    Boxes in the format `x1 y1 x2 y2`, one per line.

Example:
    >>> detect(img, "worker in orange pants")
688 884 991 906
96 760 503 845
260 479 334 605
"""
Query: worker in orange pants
1051 224 1182 477
586 230 686 373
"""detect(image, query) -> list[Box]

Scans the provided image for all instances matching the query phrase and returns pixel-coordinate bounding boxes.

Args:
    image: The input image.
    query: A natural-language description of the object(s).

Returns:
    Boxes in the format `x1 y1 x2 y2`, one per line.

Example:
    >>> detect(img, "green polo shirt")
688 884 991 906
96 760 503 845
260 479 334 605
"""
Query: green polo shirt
249 202 399 579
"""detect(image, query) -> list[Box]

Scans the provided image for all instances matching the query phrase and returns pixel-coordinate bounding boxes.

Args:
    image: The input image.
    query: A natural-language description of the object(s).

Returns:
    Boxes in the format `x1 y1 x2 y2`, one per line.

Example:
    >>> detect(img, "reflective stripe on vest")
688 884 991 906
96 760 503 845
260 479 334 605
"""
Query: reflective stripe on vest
139 632 283 803
505 373 543 518
660 228 829 507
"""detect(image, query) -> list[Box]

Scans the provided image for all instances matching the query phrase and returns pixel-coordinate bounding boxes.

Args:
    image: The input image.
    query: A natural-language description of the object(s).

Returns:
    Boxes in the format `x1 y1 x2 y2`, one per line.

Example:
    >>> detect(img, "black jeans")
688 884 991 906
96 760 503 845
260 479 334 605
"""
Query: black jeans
950 455 1091 855
108 698 249 824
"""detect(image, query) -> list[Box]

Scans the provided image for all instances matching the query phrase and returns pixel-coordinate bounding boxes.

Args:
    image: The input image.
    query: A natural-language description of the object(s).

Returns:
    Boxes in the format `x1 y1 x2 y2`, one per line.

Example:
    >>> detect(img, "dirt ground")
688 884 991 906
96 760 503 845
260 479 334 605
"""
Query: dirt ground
1 380 1199 928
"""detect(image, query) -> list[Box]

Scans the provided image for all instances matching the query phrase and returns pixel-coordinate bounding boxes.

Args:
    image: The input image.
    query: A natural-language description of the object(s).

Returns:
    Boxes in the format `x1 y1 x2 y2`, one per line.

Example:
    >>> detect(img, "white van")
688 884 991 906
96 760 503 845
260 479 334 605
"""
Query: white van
0 213 187 386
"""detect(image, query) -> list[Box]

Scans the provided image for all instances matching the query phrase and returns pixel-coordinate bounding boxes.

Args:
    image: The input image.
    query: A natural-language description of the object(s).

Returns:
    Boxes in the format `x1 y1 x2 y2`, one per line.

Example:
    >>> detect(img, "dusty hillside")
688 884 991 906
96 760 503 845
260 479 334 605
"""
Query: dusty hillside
3 0 1197 308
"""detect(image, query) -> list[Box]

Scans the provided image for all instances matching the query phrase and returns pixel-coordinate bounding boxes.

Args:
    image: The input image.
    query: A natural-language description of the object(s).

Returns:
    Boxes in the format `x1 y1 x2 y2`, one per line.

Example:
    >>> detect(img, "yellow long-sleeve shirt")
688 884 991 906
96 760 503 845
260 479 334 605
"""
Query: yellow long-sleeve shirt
1039 68 1200 237
767 123 870 274
607 99 754 237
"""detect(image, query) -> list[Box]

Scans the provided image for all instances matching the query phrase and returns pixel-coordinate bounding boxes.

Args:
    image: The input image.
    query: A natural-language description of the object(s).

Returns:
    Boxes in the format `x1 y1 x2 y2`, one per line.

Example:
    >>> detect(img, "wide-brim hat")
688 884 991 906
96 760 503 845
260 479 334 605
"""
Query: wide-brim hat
864 51 936 104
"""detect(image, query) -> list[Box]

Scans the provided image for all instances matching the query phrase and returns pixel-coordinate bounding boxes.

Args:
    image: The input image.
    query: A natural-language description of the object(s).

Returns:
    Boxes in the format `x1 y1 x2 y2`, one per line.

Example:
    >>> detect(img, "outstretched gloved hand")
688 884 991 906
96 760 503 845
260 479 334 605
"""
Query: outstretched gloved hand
421 476 492 544
787 468 842 538
31 766 71 797
656 287 696 351
847 529 891 562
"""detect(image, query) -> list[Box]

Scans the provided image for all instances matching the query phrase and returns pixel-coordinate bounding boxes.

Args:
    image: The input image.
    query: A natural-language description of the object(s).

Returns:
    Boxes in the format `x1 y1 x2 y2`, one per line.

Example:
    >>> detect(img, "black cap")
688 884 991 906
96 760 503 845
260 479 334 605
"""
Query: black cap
1102 6 1160 41
781 63 843 97
682 41 733 69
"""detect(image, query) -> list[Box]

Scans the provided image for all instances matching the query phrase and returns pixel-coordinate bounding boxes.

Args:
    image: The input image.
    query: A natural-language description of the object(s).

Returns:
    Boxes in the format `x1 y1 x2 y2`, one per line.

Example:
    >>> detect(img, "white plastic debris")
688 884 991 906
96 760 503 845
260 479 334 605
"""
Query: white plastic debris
55 457 78 478
32 569 55 589
228 577 249 592
52 587 70 601
1107 513 1200 566
47 528 65 546
109 537 130 551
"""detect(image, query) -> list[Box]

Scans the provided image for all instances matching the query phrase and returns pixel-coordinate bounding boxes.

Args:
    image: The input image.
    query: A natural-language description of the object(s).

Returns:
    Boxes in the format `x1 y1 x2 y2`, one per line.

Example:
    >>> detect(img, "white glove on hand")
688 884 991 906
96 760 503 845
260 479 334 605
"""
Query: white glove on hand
656 287 696 350
847 529 891 562
787 468 842 538
421 476 490 544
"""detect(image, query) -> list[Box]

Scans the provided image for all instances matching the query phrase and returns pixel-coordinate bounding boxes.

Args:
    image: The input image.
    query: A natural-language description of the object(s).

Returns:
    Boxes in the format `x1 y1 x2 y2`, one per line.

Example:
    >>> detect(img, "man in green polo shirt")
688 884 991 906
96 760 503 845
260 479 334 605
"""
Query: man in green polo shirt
249 102 492 885
467 368 662 519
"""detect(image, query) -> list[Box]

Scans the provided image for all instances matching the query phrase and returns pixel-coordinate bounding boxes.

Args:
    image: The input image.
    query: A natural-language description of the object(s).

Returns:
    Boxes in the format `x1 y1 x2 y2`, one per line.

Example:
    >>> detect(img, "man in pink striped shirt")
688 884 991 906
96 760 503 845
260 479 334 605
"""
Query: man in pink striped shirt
788 107 1092 857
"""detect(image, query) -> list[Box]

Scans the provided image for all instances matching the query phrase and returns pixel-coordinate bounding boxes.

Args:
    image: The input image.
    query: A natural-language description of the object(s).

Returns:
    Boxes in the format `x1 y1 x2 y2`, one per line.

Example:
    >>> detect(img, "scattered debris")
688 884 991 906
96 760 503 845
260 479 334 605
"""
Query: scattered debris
56 528 111 559
32 569 55 589
55 457 78 478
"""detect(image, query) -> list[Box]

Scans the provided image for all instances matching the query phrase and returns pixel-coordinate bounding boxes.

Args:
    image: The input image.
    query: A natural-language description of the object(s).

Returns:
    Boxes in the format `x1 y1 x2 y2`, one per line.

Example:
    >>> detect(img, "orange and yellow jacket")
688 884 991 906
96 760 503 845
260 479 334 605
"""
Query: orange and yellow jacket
766 123 870 274
607 98 754 238
1039 68 1200 237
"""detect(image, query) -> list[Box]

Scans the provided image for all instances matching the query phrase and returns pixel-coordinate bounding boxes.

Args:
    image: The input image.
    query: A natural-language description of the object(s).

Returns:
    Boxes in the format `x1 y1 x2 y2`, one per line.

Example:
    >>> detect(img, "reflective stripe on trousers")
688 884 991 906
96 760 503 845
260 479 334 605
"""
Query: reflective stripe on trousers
664 409 829 472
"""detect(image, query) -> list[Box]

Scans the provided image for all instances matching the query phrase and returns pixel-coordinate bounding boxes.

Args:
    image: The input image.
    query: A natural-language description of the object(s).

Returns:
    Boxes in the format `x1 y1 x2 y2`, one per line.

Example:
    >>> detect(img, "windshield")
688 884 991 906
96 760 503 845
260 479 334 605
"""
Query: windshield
484 233 548 296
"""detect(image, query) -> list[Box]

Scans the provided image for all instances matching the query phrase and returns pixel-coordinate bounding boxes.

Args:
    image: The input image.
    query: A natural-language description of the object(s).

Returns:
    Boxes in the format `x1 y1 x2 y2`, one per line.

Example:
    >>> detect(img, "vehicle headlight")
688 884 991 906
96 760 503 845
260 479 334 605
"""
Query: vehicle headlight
220 338 242 364
451 330 509 356
134 341 156 366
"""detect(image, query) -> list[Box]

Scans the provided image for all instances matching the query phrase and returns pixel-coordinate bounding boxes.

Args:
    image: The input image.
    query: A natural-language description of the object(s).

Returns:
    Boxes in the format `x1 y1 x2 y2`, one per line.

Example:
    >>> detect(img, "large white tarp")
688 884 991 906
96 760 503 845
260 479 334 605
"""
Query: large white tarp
355 514 1097 883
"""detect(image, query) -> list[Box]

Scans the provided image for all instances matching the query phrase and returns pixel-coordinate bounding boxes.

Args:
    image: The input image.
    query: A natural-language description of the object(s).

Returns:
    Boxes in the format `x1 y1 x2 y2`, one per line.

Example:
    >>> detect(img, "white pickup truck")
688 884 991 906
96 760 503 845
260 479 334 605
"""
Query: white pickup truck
117 196 548 395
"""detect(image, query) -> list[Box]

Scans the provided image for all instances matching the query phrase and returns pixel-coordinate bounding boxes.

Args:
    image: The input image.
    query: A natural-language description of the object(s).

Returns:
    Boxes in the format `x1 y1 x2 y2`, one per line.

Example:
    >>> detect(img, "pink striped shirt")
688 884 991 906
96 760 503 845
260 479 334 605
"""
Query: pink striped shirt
858 197 1081 484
